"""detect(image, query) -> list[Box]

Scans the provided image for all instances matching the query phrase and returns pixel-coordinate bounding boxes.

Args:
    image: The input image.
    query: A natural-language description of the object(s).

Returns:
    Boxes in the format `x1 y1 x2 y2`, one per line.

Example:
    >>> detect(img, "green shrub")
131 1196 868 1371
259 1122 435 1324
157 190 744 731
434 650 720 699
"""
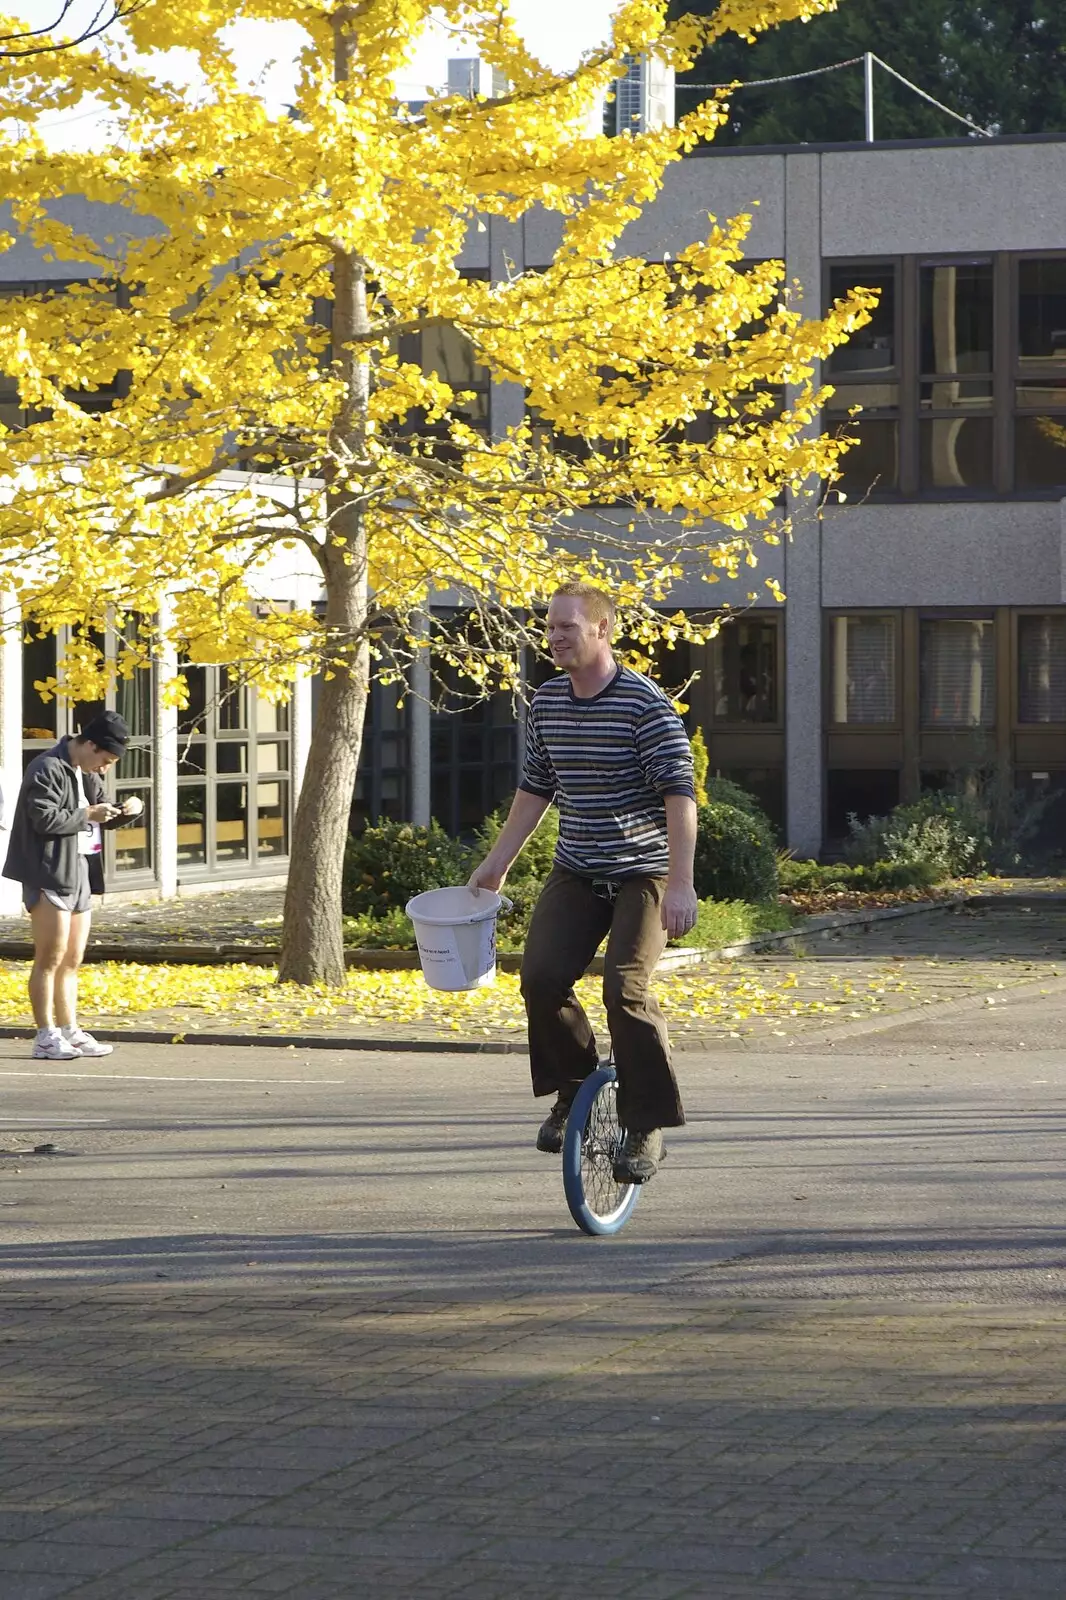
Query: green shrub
844 792 989 878
706 775 768 819
843 769 1057 878
675 897 793 949
342 907 416 949
690 727 710 807
693 800 778 904
470 798 558 945
342 819 471 917
778 857 941 894
472 797 559 887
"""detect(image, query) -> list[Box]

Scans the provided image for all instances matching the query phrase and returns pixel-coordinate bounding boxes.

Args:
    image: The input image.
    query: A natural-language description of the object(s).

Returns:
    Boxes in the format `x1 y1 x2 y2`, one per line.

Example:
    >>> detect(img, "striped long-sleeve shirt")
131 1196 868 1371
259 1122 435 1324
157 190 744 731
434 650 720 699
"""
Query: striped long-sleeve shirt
519 664 695 879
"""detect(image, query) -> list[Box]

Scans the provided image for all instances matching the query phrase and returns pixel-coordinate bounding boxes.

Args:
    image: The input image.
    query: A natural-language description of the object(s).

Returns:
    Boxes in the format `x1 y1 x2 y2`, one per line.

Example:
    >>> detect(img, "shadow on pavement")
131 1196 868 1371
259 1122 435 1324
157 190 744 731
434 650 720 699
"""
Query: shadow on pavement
1 1223 1065 1304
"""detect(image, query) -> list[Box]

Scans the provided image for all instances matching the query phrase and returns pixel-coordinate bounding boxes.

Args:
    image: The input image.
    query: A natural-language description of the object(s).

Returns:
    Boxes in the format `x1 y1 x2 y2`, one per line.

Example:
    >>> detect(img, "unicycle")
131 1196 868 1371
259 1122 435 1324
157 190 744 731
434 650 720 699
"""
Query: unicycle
561 1057 640 1236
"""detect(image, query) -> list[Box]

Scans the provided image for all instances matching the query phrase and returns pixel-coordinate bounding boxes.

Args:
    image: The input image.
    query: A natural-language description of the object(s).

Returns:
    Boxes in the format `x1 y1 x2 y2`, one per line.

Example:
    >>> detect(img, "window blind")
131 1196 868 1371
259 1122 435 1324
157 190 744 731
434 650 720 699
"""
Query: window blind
1018 614 1066 724
920 620 995 728
831 616 895 724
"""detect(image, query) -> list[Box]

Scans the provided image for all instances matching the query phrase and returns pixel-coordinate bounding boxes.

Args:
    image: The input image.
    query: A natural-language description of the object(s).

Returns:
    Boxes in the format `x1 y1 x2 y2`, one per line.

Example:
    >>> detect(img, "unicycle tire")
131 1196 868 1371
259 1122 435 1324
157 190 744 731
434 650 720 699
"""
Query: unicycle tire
562 1063 640 1237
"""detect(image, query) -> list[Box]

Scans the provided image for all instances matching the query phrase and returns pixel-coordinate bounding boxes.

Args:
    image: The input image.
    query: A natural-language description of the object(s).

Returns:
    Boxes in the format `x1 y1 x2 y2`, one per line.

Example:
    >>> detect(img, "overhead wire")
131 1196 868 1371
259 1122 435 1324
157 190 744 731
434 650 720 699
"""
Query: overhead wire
679 51 995 138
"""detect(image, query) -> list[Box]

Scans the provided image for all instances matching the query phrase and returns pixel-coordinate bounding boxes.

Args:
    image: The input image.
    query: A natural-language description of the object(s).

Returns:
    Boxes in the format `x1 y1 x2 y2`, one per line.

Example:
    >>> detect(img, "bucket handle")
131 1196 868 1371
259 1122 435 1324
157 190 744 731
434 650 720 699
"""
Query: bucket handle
467 889 513 913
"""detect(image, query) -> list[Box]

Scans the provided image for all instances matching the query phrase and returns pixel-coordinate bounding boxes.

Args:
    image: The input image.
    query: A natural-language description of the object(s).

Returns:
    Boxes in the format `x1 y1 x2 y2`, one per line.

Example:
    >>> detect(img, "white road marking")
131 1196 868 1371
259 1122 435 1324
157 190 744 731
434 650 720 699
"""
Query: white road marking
0 1071 347 1085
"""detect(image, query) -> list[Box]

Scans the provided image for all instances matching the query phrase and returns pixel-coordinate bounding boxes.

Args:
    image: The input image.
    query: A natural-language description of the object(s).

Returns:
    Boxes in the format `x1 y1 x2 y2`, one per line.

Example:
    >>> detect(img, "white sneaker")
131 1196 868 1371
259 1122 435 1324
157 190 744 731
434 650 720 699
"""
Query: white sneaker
32 1029 79 1061
63 1028 114 1058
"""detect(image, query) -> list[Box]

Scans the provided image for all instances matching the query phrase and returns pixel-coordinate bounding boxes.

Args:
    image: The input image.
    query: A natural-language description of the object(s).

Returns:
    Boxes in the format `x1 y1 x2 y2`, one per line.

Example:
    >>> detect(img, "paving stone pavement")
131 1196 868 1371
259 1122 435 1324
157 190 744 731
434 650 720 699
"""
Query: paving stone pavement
0 886 288 952
1 1287 1065 1598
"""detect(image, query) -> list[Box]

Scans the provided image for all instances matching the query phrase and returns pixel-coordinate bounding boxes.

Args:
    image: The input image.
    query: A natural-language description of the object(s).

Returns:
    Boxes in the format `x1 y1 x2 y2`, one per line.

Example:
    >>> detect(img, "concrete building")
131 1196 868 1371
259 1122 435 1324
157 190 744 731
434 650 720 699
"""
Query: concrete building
418 130 1066 859
2 130 1065 906
608 54 676 136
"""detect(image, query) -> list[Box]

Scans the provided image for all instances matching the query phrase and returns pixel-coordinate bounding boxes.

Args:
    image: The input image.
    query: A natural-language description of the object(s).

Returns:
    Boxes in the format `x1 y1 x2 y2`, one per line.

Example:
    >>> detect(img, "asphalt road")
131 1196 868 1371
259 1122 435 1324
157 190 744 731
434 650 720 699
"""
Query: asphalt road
1 988 1064 1304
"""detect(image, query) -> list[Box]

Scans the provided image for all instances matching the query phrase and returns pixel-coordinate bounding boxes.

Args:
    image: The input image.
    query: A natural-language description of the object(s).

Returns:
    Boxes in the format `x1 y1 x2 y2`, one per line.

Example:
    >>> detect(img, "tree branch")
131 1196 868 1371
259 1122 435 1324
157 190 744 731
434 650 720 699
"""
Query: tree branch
0 0 147 57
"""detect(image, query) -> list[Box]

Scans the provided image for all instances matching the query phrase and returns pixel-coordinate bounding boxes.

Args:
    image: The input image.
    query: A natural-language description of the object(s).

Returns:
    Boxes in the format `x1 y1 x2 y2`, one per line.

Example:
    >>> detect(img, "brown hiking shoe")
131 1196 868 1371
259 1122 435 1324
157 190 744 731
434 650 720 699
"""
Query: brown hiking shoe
535 1094 573 1154
612 1128 664 1184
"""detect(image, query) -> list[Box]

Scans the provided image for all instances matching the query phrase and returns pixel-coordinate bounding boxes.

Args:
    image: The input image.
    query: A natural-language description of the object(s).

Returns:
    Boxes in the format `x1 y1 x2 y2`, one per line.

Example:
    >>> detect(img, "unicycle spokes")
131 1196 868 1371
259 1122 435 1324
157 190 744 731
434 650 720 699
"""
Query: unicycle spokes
580 1080 632 1219
562 1063 640 1236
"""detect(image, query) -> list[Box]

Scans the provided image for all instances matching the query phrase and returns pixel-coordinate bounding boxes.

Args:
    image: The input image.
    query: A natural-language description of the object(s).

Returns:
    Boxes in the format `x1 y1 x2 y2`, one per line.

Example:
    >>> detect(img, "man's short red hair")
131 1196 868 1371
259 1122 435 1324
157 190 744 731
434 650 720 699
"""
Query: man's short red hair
550 581 616 632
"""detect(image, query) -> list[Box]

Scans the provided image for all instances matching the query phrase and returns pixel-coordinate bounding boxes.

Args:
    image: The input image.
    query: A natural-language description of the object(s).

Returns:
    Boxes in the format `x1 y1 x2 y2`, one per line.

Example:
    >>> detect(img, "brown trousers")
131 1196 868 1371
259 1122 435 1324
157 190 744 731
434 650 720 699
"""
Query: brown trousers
519 866 685 1131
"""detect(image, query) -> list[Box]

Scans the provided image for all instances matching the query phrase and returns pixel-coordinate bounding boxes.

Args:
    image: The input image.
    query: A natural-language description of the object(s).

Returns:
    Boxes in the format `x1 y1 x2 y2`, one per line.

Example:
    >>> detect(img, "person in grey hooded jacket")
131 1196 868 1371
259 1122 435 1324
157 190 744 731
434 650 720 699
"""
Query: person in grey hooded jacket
3 710 141 1060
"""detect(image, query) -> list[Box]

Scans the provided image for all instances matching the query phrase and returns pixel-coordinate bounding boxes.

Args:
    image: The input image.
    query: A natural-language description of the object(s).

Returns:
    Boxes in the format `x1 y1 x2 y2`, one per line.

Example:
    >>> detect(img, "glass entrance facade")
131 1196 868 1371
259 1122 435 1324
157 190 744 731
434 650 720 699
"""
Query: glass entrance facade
176 664 291 875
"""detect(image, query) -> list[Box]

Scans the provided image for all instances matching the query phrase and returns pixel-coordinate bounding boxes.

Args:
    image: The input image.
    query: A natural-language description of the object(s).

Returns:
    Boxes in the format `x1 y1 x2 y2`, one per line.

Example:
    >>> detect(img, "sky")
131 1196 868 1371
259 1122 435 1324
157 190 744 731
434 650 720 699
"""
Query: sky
7 0 620 149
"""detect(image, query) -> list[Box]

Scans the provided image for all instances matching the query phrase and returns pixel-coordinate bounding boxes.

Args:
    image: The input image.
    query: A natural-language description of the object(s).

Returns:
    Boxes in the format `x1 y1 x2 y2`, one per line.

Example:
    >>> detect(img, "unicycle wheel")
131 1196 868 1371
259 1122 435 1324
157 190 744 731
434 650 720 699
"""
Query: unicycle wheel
562 1063 640 1237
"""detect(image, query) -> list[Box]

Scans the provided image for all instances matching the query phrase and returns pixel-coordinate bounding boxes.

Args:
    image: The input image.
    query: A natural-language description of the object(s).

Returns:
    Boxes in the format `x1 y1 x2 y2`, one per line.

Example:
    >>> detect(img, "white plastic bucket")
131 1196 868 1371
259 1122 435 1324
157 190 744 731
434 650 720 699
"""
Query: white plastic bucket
405 886 512 992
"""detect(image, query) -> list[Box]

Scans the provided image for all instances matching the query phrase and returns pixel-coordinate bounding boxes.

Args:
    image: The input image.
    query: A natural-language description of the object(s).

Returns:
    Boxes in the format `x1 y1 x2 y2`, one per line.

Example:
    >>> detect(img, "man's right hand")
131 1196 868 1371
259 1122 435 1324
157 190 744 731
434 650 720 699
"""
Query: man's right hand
467 858 507 896
86 803 120 824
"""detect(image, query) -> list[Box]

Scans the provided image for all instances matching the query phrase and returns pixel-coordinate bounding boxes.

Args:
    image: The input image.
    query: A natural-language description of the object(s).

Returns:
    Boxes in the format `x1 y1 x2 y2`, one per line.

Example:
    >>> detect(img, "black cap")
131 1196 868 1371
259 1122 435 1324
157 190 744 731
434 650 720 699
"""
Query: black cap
79 709 129 756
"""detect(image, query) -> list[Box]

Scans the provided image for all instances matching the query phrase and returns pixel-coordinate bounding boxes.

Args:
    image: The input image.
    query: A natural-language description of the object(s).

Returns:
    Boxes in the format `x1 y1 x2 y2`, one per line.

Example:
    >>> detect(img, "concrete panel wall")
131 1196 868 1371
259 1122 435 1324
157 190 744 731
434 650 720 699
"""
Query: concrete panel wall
821 143 1066 257
821 501 1064 608
521 207 565 269
0 198 161 278
456 217 491 272
556 509 786 610
522 154 785 268
619 154 786 260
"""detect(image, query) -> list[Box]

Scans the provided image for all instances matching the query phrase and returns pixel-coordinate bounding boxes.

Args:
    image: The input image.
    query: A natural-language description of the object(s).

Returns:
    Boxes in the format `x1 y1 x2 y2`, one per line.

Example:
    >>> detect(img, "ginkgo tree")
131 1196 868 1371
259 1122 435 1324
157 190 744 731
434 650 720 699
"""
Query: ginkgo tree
0 0 874 986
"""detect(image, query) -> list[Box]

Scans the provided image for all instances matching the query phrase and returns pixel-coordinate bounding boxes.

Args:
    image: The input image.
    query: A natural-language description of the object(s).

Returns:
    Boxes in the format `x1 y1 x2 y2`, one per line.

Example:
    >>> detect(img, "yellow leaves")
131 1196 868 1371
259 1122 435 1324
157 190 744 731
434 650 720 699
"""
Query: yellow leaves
0 955 951 1042
0 0 874 707
704 0 842 46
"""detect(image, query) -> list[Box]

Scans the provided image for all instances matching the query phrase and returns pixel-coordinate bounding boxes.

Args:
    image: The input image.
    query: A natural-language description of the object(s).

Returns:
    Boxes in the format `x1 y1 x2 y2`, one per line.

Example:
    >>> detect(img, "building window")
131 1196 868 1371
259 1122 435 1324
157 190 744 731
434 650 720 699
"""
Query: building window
1018 614 1066 724
22 617 156 879
919 260 994 491
640 632 696 720
177 663 290 873
430 637 517 836
829 615 897 725
427 612 519 836
919 618 995 729
110 616 155 874
352 677 409 828
22 631 59 745
711 618 778 724
397 268 490 456
1018 258 1066 363
1015 255 1066 488
823 251 1066 497
421 320 490 432
1014 257 1066 491
825 262 899 496
431 687 516 836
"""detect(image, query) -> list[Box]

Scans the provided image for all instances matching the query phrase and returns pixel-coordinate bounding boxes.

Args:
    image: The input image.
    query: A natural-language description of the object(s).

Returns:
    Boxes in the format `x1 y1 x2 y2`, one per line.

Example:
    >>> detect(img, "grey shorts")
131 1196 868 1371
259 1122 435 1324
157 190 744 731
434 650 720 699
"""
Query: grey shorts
23 860 92 915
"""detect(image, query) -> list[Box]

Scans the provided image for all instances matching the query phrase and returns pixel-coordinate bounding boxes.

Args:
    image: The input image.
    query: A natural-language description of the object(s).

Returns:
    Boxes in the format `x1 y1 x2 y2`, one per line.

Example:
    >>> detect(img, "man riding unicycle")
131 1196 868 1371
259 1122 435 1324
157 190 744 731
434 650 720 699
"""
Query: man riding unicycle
467 582 699 1184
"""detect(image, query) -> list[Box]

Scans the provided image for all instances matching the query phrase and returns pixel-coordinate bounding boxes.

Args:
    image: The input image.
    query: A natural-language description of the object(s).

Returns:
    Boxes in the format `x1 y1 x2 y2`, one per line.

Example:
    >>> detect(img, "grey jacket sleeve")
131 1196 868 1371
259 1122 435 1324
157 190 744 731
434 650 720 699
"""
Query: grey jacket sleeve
24 759 88 838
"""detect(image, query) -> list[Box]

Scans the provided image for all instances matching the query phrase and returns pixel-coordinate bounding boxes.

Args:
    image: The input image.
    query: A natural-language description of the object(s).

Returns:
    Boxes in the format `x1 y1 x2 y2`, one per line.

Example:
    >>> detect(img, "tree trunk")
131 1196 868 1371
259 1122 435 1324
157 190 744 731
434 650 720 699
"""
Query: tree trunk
278 550 369 987
278 10 374 987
